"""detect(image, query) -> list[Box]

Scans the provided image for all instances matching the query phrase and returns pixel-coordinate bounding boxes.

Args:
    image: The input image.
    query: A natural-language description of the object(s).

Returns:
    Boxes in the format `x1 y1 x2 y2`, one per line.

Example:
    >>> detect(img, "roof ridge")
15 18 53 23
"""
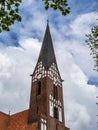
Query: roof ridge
0 111 9 116
11 109 29 116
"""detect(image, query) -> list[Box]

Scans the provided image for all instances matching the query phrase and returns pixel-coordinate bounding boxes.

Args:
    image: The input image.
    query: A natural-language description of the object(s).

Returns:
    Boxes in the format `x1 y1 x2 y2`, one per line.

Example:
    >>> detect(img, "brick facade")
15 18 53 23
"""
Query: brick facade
0 110 38 130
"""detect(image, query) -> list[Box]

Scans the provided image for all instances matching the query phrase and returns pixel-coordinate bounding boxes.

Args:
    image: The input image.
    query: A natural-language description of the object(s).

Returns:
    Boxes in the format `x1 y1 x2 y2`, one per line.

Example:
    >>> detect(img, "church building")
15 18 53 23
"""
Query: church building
0 23 70 130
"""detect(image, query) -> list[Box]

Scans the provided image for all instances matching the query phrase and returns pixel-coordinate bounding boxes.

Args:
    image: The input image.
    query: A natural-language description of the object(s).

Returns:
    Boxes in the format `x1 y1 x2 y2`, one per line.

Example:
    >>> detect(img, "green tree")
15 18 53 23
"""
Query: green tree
0 0 70 32
86 11 98 127
0 0 22 32
96 96 98 127
43 0 70 15
86 19 98 72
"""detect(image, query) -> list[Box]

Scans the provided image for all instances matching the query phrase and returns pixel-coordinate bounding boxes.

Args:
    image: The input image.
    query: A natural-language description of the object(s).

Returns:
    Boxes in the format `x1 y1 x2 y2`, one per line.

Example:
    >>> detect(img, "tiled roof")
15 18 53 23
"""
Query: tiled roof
0 110 38 130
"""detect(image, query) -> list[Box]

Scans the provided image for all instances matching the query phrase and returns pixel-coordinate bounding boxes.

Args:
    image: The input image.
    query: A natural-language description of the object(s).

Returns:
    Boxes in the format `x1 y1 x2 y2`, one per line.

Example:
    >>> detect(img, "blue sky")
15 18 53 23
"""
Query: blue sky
0 0 98 130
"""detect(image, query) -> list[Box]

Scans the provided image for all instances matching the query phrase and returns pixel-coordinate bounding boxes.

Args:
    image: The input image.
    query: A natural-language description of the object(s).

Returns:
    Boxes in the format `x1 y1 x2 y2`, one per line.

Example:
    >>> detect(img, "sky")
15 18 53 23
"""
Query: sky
0 0 98 130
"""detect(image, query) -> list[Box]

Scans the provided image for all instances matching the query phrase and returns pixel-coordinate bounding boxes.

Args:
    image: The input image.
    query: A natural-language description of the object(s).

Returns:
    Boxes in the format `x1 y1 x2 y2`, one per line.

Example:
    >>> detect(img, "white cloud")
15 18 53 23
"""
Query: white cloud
55 12 98 79
0 39 41 113
0 53 13 77
66 101 91 130
70 12 98 37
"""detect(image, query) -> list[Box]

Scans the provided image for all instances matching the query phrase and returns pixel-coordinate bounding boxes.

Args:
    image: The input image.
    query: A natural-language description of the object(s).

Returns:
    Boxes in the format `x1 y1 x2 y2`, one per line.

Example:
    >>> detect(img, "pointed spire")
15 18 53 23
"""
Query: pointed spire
38 22 57 69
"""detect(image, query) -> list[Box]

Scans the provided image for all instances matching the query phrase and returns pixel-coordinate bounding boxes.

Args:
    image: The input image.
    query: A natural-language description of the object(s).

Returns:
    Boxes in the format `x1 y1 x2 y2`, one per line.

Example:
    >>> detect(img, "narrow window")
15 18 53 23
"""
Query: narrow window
59 107 62 122
41 118 47 130
38 81 41 95
53 85 58 100
49 100 53 117
54 107 58 119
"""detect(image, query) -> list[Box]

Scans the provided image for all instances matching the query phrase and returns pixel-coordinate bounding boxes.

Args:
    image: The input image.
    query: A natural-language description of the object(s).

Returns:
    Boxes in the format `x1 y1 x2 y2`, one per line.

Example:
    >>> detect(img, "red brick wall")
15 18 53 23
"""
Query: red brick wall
7 110 38 130
0 112 9 130
0 110 38 130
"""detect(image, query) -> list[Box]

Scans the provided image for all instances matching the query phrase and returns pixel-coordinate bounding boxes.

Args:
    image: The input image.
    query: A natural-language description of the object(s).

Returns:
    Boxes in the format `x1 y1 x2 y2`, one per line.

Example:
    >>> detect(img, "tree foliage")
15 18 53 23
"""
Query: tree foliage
43 0 70 15
0 0 22 32
97 96 98 106
96 96 98 126
0 0 70 32
86 19 98 72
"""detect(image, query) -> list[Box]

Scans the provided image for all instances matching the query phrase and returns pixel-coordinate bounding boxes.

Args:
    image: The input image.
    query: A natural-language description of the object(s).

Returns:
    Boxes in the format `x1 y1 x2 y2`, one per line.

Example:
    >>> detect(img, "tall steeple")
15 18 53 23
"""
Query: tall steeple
31 22 62 86
28 23 70 130
38 22 56 69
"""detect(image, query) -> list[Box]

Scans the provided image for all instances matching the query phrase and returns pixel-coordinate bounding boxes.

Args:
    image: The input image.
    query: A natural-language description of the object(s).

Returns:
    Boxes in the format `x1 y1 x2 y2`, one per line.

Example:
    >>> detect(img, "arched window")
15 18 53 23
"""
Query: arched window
38 81 41 95
53 85 58 100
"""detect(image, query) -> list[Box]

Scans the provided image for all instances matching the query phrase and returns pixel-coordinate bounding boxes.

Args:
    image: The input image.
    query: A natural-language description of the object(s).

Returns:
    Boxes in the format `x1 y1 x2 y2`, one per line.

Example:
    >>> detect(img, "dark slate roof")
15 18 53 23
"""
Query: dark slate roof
38 23 57 69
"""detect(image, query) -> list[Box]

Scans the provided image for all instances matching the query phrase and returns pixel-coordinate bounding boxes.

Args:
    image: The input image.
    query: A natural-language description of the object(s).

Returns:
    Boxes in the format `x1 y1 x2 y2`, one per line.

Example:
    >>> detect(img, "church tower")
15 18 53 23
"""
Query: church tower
28 23 70 130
